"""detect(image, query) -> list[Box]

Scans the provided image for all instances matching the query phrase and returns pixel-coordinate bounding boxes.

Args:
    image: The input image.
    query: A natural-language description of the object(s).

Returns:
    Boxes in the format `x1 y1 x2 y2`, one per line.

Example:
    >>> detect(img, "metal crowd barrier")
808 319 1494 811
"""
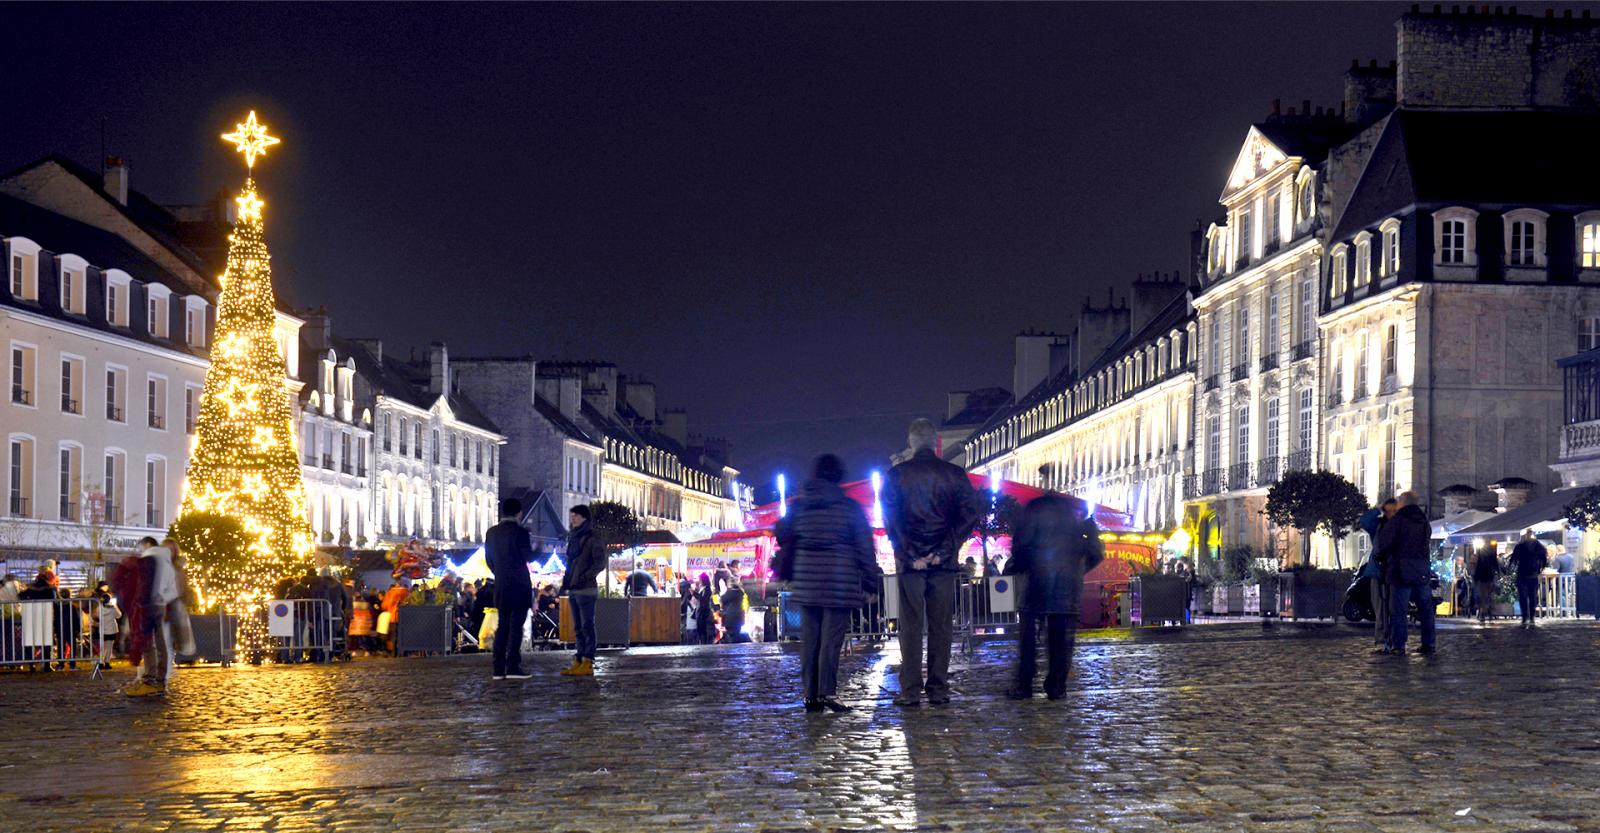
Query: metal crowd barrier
1540 574 1578 619
0 598 107 677
268 599 338 662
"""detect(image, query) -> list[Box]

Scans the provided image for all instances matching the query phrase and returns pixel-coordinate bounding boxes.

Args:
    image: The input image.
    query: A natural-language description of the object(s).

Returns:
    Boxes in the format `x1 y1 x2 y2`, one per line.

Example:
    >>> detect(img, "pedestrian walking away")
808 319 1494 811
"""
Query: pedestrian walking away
1471 542 1501 625
1508 531 1548 628
1376 492 1435 655
883 418 981 706
1004 491 1104 701
112 537 181 696
720 576 750 643
485 498 537 680
774 454 882 713
561 504 605 676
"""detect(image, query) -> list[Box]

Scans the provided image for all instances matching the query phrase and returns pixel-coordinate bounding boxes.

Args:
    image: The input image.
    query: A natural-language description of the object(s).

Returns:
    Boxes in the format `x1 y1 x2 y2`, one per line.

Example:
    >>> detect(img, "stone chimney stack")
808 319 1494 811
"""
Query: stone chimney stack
301 307 333 352
1438 484 1478 516
104 157 130 206
1489 477 1535 513
661 409 689 446
429 342 450 395
557 376 581 421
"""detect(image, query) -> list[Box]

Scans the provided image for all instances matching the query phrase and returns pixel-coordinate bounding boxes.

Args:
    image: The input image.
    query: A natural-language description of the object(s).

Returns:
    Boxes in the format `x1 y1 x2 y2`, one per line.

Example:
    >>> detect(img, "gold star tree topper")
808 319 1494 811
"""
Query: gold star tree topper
221 110 281 169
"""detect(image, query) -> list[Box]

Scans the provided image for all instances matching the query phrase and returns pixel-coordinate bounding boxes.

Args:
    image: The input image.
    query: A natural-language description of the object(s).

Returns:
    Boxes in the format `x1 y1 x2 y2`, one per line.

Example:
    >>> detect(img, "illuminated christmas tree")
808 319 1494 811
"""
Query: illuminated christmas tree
178 111 313 642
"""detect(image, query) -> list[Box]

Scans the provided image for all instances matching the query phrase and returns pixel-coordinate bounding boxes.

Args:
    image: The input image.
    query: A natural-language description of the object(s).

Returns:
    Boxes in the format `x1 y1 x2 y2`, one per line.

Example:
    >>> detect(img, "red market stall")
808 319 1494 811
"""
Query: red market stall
736 474 1155 626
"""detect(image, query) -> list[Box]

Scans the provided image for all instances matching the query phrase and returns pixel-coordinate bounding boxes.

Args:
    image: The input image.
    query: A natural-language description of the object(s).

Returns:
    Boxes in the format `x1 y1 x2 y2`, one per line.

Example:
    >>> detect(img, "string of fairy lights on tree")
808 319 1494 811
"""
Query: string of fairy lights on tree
177 111 313 649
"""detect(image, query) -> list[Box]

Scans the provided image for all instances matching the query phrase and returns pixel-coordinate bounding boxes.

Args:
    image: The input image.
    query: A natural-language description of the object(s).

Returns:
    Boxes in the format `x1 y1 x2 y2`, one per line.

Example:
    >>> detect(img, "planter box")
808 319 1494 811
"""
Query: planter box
1225 584 1245 614
1243 584 1260 614
558 597 633 647
1130 575 1187 626
1577 575 1600 620
1212 585 1229 614
1281 569 1347 620
1193 586 1215 615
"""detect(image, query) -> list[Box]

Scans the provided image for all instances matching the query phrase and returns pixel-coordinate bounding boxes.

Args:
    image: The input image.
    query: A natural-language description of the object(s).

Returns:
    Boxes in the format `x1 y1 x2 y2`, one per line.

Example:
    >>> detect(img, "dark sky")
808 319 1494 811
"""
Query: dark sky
5 2 1412 499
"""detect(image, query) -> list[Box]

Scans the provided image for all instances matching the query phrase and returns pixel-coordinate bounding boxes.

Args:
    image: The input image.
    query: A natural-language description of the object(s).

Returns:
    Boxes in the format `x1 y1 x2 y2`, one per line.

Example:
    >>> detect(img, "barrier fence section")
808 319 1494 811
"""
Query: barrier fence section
1540 574 1578 619
268 599 337 661
0 598 107 676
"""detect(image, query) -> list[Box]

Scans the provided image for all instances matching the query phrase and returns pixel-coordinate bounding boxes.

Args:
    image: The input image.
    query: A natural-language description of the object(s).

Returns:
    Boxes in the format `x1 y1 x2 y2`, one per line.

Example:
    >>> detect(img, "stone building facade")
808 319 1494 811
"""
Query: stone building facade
965 274 1196 536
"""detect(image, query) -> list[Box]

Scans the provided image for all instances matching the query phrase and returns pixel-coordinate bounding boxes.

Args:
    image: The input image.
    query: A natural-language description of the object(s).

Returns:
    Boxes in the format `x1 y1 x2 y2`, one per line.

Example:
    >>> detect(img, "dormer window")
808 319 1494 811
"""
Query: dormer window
1297 172 1316 227
104 270 132 328
145 285 171 338
1578 212 1600 270
1353 232 1372 288
1434 207 1478 267
183 298 207 348
1503 208 1548 269
58 256 87 314
1330 246 1348 298
1379 219 1402 278
7 238 40 301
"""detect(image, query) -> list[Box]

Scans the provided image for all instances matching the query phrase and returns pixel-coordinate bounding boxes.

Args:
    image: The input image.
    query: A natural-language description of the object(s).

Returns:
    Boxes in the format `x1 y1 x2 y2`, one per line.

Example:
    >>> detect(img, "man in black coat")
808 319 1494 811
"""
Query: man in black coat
1376 491 1435 655
1507 531 1548 627
484 498 536 679
883 418 981 706
1004 493 1104 700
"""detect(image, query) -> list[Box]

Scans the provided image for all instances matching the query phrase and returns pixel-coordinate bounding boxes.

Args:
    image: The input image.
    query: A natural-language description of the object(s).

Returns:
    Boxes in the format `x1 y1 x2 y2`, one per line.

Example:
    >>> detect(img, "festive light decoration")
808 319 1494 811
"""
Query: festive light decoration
178 111 312 655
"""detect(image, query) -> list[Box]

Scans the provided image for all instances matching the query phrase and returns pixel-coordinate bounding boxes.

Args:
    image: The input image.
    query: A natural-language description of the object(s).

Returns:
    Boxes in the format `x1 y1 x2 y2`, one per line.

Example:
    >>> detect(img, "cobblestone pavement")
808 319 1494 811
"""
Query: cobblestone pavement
5 622 1600 832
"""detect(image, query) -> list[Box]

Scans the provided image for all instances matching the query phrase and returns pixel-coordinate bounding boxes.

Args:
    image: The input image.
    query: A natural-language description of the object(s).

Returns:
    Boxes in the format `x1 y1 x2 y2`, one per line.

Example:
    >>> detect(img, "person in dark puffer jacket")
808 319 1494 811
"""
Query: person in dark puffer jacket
776 454 881 714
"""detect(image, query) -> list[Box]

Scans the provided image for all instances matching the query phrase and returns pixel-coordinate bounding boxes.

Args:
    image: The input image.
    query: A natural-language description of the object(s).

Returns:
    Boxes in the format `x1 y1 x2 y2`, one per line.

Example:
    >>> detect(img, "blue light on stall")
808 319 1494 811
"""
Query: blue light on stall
777 473 788 518
870 470 884 528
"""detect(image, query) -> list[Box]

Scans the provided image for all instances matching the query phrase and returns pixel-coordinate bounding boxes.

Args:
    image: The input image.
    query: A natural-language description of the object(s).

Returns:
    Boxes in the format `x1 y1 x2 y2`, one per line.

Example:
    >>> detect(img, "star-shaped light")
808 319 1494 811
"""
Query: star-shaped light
221 111 281 169
235 188 264 222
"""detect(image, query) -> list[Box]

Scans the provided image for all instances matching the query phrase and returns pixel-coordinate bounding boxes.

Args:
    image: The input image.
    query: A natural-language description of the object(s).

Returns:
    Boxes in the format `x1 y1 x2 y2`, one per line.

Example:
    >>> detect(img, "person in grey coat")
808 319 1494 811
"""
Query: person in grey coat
1003 493 1104 700
775 454 881 713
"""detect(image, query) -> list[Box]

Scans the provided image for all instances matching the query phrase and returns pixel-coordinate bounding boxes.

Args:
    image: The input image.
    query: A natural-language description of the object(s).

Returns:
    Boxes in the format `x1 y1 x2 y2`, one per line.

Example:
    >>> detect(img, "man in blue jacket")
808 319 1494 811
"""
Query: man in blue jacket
1358 498 1397 653
484 498 536 680
1376 491 1435 655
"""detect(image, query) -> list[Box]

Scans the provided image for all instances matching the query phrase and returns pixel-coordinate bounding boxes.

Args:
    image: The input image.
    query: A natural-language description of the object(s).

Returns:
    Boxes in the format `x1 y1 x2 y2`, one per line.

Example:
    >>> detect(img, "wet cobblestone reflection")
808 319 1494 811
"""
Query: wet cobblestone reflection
3 625 1598 832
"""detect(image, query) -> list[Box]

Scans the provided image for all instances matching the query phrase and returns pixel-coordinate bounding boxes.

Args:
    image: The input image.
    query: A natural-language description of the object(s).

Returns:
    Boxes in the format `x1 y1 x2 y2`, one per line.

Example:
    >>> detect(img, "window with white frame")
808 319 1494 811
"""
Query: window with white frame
432 429 440 464
1234 299 1250 369
59 257 87 314
1331 247 1348 298
184 300 207 348
1234 405 1250 465
1264 398 1280 461
9 344 35 407
1579 212 1600 270
1297 388 1313 451
1434 207 1478 266
1238 204 1253 264
61 356 83 414
8 437 33 517
104 271 131 327
1331 339 1345 399
102 451 125 520
413 424 422 459
1208 314 1221 377
58 445 80 521
1297 273 1315 347
1266 193 1280 248
1582 317 1600 352
1382 325 1398 382
1380 219 1401 277
105 367 126 422
185 385 199 433
146 376 167 430
144 457 166 528
1504 208 1548 268
1355 333 1371 396
398 418 409 455
1264 290 1280 357
1354 233 1372 287
1382 423 1396 496
7 240 38 301
1299 173 1316 225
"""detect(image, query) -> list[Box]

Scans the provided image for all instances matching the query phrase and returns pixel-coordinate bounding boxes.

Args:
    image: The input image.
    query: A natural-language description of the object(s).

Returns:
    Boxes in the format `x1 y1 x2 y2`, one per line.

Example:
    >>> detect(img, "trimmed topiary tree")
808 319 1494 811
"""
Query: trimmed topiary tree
1263 470 1368 568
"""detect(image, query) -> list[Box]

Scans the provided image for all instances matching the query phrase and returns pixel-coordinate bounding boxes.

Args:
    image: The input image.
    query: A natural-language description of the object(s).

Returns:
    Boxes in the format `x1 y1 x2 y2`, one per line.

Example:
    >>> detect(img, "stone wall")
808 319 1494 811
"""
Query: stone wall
1417 284 1600 510
1398 9 1600 110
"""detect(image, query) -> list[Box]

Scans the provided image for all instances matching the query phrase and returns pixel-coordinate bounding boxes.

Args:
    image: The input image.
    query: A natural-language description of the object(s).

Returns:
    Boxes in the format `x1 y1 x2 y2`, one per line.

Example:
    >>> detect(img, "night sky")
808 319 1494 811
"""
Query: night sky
5 3 1414 498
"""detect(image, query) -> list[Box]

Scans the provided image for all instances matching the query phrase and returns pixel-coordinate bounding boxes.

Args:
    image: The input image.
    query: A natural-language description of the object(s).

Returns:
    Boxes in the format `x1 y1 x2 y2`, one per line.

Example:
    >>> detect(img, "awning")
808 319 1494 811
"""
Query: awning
1446 489 1578 544
1431 509 1497 540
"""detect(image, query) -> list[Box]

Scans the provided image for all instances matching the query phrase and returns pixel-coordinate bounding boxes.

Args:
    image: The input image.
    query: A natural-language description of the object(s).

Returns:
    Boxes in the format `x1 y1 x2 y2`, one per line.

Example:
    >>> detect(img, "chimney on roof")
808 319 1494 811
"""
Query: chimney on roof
429 342 451 396
302 308 333 352
661 409 689 446
104 157 129 206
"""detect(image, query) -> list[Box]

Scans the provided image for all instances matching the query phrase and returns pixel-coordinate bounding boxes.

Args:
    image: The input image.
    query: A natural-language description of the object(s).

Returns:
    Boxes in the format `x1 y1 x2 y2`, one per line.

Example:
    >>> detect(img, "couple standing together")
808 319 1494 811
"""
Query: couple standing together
776 418 1104 711
482 499 605 680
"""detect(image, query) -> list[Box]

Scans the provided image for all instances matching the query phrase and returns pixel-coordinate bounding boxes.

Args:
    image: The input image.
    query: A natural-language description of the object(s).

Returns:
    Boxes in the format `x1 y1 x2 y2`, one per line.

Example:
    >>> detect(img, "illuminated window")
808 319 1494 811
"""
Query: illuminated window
104 270 132 327
7 239 39 301
1358 233 1374 286
1380 219 1401 277
1576 213 1600 269
1330 247 1348 297
1266 193 1281 248
1234 405 1250 465
1206 415 1220 473
1382 325 1398 381
1238 205 1253 264
1434 207 1478 267
1264 398 1280 460
1331 339 1345 399
1297 273 1315 347
10 344 35 407
1297 389 1313 451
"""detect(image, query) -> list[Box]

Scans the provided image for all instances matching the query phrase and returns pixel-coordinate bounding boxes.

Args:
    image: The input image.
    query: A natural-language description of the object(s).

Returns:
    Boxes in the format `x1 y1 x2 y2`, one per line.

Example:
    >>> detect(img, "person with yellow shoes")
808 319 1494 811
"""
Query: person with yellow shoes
559 505 605 677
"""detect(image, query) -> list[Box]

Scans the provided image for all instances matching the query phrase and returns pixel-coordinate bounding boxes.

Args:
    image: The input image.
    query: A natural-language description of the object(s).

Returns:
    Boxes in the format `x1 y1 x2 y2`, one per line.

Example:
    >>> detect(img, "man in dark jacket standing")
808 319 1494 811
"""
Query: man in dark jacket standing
1376 491 1435 655
484 498 536 680
776 454 880 712
1507 531 1548 627
561 505 605 676
883 419 981 706
1004 493 1104 700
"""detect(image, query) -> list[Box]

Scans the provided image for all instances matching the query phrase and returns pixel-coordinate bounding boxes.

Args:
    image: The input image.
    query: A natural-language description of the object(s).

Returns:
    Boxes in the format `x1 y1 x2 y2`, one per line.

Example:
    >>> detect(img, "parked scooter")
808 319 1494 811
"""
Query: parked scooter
1343 557 1441 623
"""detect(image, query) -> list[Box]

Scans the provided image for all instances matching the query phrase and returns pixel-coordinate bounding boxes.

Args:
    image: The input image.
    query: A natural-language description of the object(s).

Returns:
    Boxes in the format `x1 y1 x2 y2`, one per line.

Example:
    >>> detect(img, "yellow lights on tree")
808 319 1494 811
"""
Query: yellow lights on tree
177 111 312 657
